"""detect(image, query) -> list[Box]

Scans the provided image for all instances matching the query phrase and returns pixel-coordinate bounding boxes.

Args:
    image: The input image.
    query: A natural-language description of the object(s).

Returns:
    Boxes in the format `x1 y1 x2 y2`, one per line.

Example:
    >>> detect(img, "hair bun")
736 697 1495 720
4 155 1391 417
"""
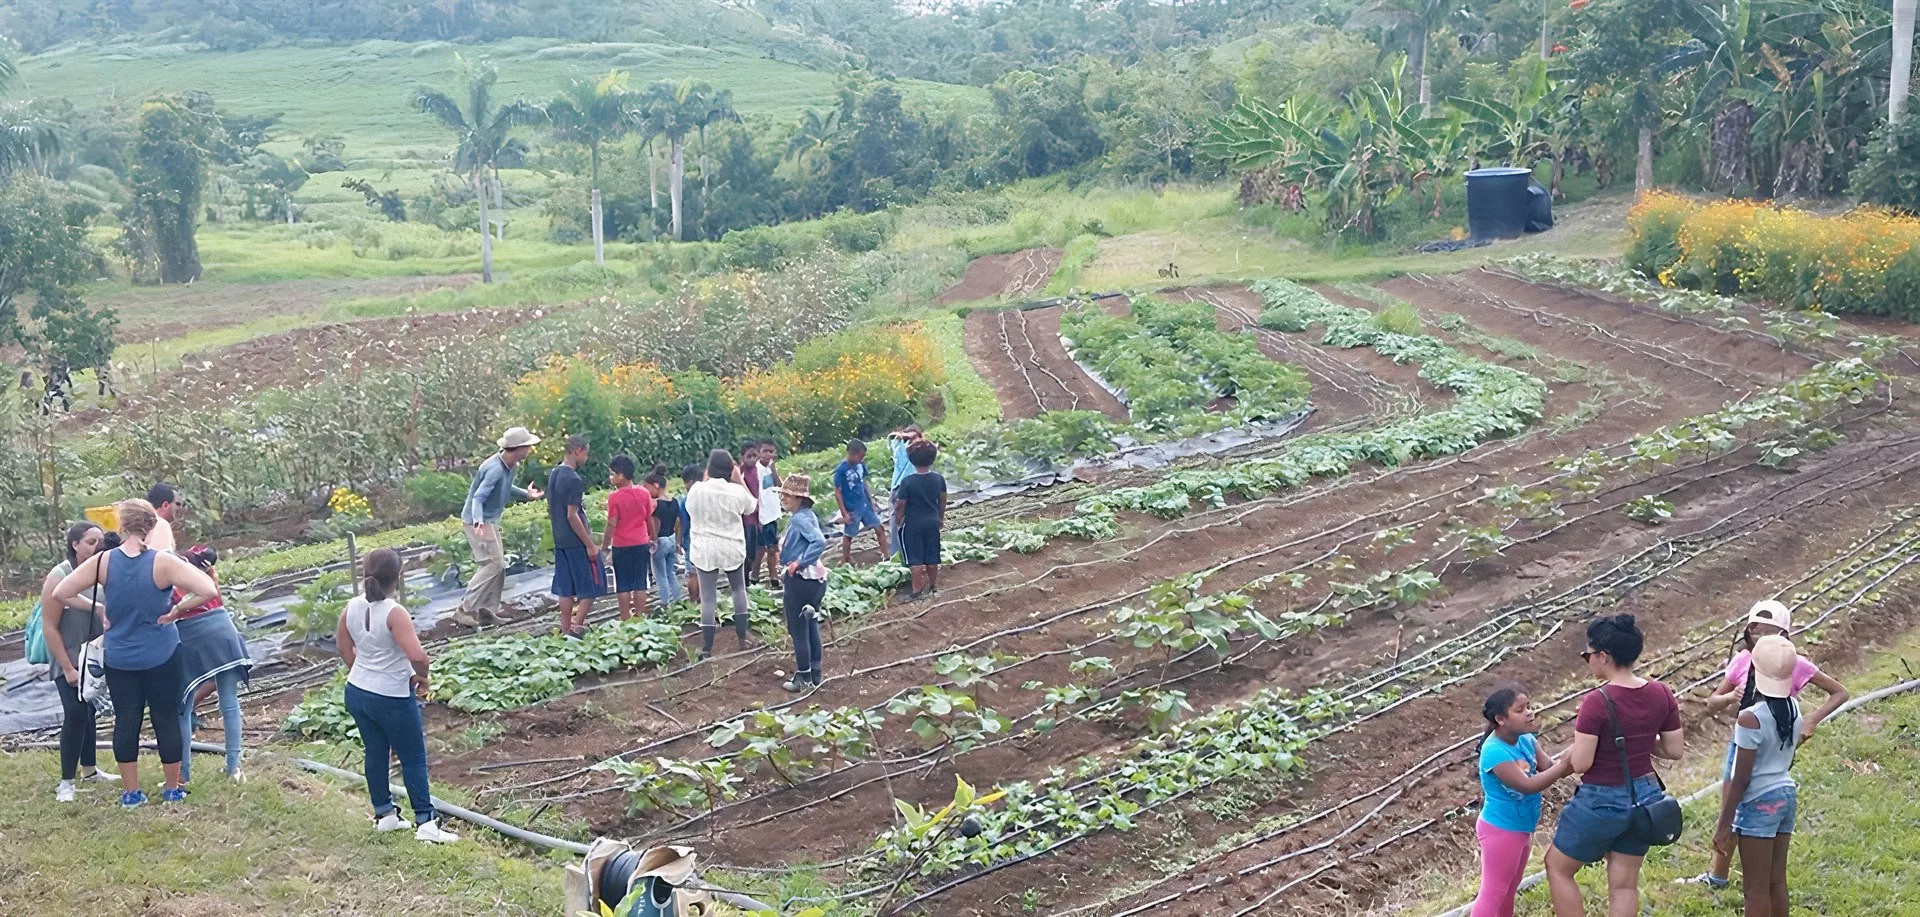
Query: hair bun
1613 613 1636 627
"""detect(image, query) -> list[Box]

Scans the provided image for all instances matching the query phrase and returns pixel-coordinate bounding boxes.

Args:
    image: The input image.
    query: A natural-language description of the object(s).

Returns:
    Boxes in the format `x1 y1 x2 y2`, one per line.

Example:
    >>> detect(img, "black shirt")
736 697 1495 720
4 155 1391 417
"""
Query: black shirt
547 464 587 550
653 495 681 540
893 471 947 532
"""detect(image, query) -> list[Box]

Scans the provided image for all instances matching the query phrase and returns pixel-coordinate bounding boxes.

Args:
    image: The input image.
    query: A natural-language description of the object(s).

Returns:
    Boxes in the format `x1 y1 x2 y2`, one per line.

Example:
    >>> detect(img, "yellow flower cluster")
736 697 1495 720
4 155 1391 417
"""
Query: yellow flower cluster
328 487 373 518
728 325 942 435
1628 193 1920 320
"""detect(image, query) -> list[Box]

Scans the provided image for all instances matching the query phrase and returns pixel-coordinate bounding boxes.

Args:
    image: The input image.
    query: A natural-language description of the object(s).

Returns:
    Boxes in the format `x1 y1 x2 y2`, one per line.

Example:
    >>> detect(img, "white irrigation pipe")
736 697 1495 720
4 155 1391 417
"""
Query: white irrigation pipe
1425 676 1920 917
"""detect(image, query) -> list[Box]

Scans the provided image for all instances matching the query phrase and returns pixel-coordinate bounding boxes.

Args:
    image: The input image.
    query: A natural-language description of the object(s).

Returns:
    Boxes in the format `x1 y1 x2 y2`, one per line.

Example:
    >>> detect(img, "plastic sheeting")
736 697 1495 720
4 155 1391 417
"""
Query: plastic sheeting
0 565 559 735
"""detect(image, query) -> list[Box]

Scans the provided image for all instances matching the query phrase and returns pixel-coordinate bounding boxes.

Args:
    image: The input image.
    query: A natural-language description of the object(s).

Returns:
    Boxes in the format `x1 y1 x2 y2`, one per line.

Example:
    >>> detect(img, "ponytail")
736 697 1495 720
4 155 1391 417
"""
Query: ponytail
1482 684 1523 737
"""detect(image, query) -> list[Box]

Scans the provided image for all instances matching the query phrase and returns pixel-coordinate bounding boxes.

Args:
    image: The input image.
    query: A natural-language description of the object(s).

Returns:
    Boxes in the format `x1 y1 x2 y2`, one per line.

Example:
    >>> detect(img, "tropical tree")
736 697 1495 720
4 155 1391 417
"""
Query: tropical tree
785 107 840 173
1347 0 1461 113
0 49 60 176
128 94 221 284
0 173 116 406
1451 56 1558 168
633 79 728 242
1896 0 1915 128
1565 0 1690 193
547 70 630 264
413 57 543 283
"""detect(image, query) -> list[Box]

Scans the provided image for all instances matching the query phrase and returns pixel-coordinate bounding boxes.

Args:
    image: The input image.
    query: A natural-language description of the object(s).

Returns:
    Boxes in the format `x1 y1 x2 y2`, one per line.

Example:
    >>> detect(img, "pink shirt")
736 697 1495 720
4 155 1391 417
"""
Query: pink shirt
1721 649 1820 695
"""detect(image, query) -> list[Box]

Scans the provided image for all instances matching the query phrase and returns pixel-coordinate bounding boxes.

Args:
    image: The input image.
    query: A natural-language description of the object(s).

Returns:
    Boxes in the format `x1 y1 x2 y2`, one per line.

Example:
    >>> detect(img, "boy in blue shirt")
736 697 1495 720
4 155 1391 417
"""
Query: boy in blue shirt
833 440 889 565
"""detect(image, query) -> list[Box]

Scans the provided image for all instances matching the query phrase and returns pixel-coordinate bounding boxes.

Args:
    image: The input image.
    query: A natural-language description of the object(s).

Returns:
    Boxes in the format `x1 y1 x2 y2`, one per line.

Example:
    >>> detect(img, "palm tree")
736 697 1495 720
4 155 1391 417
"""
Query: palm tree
691 86 739 237
1896 0 1916 128
413 56 543 283
0 50 59 177
1347 0 1458 114
634 79 726 242
785 108 839 170
548 70 631 264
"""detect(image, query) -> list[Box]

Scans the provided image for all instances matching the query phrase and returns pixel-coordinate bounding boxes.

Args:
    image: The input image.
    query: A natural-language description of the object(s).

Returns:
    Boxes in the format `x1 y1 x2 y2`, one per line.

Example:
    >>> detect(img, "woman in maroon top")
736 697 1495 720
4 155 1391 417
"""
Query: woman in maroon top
1545 614 1684 917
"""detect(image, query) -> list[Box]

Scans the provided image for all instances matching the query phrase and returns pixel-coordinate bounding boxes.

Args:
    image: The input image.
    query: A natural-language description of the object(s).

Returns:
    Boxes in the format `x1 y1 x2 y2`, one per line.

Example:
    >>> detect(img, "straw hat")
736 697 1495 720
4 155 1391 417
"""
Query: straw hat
1746 599 1791 633
779 473 814 501
1751 634 1797 697
497 427 541 449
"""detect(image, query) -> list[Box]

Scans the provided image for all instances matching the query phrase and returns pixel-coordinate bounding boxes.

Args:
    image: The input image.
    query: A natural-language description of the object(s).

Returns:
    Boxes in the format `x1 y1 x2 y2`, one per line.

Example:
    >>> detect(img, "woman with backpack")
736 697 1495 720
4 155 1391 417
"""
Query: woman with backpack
50 499 220 808
1544 614 1685 917
1677 600 1848 891
36 522 117 802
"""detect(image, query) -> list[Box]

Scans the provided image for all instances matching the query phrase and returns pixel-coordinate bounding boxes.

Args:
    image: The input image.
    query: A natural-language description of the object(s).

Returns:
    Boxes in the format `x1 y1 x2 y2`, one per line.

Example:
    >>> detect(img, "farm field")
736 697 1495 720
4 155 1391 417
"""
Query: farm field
11 229 1910 915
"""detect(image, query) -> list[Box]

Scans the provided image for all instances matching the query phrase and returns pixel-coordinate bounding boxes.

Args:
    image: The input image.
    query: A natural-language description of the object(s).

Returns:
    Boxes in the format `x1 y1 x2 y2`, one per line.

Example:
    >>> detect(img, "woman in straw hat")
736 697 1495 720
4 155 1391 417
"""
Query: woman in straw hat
1712 634 1806 917
776 473 828 691
1678 600 1849 890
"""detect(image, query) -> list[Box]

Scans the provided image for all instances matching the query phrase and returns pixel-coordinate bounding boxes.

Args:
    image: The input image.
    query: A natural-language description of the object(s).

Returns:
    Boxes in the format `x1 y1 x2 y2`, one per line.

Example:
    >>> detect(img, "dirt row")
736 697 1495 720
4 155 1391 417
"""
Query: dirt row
962 304 1130 421
937 249 1066 305
413 276 1855 874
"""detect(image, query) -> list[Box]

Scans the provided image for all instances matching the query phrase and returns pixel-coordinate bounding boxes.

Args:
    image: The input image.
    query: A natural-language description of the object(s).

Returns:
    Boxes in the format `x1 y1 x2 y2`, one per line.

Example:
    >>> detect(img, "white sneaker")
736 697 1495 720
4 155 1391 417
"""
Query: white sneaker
414 819 460 844
374 813 409 832
82 770 120 784
55 781 76 803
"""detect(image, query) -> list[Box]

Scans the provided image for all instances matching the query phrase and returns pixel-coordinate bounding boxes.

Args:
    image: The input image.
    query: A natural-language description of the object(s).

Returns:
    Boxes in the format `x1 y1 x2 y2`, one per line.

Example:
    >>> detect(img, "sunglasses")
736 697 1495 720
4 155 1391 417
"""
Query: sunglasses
1580 650 1599 662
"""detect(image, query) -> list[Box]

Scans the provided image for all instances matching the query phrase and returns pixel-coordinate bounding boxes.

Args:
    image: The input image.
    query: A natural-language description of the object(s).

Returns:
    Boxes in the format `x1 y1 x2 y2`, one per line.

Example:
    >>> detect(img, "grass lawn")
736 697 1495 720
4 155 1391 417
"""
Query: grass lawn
1403 628 1920 916
0 751 564 914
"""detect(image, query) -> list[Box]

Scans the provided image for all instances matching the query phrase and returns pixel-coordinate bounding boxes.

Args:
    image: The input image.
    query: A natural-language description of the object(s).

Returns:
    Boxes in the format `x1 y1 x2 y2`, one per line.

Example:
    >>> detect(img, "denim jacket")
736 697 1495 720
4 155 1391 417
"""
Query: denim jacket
780 508 826 569
461 453 530 525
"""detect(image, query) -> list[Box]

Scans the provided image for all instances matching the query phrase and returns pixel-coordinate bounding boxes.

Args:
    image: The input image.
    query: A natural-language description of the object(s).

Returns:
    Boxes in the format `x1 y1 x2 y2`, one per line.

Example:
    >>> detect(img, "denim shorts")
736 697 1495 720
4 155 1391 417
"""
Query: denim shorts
1551 775 1666 862
842 502 882 537
1733 785 1797 838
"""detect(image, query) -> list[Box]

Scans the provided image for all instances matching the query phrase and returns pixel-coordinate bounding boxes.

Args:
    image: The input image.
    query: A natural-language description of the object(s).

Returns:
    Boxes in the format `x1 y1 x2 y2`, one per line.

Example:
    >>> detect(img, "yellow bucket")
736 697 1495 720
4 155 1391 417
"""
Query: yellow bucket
85 505 119 531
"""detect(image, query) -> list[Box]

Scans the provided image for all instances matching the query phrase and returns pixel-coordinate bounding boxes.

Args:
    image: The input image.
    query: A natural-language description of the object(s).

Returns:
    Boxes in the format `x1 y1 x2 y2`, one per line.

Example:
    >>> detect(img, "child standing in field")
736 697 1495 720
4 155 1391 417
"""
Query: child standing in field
1713 635 1807 917
834 439 889 565
756 441 785 588
645 465 685 607
740 441 763 585
1473 684 1573 917
1679 600 1848 891
680 463 702 605
893 439 946 600
602 454 656 620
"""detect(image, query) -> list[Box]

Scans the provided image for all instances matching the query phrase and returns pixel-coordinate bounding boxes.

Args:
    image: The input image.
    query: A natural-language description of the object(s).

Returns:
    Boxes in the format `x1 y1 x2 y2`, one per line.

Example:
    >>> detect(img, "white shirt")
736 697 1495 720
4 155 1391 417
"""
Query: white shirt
686 479 756 572
757 466 782 526
344 597 414 698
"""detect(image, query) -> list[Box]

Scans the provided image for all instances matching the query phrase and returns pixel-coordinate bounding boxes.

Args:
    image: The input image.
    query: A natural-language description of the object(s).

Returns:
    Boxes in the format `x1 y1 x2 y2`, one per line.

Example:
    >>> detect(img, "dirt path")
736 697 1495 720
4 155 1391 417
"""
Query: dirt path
106 274 480 341
962 304 1131 421
936 248 1065 305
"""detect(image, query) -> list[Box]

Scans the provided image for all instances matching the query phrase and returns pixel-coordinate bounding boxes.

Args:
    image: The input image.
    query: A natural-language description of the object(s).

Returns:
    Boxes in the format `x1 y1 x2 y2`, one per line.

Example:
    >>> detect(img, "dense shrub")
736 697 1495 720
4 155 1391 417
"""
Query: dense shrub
1848 118 1920 214
1624 194 1920 320
1624 192 1695 278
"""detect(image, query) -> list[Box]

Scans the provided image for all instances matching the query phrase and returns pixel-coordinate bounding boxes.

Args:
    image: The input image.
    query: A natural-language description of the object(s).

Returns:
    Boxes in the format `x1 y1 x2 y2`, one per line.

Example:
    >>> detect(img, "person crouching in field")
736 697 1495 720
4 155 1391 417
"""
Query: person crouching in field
1473 684 1573 917
602 454 656 620
893 439 946 601
1713 635 1811 917
1678 600 1848 891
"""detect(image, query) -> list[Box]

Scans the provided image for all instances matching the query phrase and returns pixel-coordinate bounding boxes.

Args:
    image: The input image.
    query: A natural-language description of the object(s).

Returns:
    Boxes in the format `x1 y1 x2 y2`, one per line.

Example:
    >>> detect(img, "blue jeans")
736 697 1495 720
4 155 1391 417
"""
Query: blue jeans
1551 775 1666 862
782 574 827 678
653 534 684 605
180 667 244 782
345 682 437 825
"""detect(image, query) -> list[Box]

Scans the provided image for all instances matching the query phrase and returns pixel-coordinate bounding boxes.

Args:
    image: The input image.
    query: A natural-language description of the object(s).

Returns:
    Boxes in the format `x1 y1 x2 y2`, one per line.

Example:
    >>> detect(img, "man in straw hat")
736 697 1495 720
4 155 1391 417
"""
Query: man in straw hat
453 427 545 628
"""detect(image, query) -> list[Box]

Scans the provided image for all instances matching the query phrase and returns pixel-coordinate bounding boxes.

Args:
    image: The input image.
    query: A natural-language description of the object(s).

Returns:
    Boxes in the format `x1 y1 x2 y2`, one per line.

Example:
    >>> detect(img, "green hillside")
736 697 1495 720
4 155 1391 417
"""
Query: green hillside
15 37 982 166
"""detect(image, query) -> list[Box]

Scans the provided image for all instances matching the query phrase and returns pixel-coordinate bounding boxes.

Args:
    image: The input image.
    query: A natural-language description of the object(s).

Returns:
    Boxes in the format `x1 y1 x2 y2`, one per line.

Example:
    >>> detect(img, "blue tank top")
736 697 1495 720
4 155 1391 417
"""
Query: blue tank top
103 548 180 670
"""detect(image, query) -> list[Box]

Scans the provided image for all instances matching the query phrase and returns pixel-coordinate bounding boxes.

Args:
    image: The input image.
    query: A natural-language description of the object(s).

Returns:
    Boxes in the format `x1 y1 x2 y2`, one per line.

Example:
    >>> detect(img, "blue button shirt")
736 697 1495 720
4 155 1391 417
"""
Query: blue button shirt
461 453 530 525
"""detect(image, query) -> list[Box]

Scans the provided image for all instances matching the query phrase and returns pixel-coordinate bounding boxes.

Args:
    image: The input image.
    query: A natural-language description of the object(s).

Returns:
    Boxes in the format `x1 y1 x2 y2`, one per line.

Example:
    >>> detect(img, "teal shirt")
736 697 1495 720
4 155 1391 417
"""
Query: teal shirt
1478 732 1542 832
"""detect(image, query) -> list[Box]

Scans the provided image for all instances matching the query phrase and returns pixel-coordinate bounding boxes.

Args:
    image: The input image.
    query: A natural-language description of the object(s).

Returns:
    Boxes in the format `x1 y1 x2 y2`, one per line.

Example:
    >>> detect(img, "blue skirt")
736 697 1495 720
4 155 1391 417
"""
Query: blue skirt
176 609 252 701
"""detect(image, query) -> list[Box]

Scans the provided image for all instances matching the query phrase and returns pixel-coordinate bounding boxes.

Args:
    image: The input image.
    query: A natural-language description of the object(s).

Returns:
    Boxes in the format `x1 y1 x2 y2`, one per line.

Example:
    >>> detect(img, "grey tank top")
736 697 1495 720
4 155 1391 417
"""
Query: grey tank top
344 596 415 698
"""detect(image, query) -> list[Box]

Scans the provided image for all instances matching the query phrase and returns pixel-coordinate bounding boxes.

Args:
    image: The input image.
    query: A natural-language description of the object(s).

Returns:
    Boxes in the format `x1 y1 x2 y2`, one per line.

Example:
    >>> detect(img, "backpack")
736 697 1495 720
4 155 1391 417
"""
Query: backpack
24 601 49 665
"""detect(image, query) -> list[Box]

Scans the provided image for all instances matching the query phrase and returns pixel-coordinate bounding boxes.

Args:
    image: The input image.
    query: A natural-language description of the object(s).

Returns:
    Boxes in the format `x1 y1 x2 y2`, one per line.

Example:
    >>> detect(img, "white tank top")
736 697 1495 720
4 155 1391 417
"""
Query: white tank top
344 596 415 698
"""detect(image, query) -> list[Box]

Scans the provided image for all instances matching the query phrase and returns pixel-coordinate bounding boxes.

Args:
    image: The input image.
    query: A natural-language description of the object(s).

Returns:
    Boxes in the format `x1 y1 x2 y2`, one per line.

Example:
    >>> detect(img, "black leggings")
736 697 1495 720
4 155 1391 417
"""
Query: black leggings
104 649 186 766
53 672 98 779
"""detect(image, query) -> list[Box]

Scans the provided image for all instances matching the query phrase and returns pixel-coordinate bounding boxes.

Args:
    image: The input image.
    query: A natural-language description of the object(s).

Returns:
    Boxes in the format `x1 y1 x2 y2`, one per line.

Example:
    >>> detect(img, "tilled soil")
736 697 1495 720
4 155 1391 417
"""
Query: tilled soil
108 273 480 340
937 249 1065 305
963 304 1130 421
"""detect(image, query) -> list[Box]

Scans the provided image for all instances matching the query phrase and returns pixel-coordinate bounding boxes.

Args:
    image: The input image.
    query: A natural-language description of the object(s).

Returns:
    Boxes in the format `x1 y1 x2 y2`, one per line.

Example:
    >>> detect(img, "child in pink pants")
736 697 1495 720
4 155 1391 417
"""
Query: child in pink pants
1474 684 1574 916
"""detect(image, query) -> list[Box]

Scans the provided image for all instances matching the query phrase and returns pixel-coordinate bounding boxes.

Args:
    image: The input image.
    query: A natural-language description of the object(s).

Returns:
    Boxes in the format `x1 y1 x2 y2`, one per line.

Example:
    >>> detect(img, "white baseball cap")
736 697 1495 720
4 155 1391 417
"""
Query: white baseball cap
1751 634 1797 697
1745 599 1791 633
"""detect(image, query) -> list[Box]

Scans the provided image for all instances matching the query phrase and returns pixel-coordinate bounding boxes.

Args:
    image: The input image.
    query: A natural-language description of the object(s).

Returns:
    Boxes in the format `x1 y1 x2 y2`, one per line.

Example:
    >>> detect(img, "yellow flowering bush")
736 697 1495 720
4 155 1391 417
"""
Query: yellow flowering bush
1626 194 1920 320
327 487 373 518
730 324 944 451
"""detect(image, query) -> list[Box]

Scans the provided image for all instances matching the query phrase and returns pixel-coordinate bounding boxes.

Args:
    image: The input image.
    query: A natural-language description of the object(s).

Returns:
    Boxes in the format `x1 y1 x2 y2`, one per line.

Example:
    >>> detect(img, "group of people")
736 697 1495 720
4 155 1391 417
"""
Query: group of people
1470 602 1849 917
36 486 254 811
449 425 948 692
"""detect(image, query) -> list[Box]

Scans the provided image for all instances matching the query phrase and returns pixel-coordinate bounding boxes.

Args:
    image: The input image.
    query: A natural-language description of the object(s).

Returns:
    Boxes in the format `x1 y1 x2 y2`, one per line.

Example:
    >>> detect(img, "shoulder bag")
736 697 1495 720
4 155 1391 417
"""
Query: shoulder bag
1598 686 1684 846
77 551 110 706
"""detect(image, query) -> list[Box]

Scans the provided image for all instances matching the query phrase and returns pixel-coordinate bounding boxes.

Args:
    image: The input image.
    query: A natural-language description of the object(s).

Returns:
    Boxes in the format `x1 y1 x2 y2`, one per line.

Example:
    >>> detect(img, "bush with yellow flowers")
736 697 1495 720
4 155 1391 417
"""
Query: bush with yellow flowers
1626 193 1920 321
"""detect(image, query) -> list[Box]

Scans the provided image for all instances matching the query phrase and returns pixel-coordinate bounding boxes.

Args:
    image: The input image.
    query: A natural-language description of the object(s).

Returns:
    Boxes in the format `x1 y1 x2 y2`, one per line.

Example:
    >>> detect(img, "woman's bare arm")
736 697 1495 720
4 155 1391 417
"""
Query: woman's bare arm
40 571 78 679
1653 727 1686 760
388 605 432 694
1566 731 1599 774
335 609 356 669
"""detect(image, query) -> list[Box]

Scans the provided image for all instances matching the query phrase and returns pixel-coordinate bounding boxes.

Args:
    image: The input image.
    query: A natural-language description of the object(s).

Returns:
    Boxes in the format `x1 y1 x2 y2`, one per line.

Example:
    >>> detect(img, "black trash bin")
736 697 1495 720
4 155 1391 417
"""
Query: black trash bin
1464 167 1534 240
1526 180 1554 232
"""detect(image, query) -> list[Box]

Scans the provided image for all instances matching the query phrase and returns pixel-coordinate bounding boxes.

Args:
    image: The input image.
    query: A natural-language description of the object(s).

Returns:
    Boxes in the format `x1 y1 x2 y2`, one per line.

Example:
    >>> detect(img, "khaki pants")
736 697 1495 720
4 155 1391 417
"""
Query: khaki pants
459 524 507 623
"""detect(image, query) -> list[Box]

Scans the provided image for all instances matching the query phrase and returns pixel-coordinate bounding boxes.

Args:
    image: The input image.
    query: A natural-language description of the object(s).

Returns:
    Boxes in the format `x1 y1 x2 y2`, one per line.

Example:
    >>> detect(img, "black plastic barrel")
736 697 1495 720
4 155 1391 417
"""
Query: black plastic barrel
1464 167 1534 239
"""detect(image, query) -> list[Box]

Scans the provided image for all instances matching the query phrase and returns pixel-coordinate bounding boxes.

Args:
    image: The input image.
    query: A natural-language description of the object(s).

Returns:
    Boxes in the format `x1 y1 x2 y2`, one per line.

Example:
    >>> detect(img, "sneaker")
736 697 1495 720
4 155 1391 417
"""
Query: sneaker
160 786 189 803
415 819 460 844
374 812 409 832
563 629 585 641
1674 873 1730 890
55 781 76 803
119 789 148 809
228 768 247 783
782 673 815 693
82 769 120 784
